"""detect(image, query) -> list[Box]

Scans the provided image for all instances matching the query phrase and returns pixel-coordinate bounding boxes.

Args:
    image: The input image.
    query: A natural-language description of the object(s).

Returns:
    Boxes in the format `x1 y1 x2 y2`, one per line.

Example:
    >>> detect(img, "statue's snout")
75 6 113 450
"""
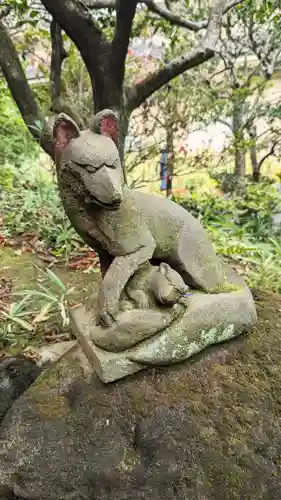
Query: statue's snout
87 166 123 207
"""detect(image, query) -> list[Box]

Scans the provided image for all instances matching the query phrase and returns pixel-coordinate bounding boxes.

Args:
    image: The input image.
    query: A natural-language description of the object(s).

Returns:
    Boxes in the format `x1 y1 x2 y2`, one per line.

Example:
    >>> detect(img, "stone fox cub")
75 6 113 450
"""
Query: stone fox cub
53 111 227 326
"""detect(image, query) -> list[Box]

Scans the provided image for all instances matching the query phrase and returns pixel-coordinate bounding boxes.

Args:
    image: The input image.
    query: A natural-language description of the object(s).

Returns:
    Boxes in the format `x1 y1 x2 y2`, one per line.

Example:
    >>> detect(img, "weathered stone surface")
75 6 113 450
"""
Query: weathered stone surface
89 307 180 352
71 272 256 382
54 112 252 329
53 112 257 376
128 284 256 365
1 290 281 500
71 306 144 383
0 356 41 423
37 340 78 366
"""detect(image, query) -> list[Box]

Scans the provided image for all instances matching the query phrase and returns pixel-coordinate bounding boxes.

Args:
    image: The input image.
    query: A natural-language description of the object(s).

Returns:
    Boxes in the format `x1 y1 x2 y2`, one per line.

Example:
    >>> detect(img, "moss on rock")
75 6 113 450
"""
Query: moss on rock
1 290 281 499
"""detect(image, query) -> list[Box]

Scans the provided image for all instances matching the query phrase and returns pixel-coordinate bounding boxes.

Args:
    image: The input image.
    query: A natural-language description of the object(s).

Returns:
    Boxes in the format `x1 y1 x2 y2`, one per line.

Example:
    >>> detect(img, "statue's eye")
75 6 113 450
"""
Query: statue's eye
73 161 96 173
85 165 97 173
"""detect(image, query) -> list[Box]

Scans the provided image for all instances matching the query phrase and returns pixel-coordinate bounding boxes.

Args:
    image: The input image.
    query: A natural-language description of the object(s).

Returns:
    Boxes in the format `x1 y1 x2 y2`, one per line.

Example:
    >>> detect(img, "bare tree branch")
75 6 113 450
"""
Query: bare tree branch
41 0 110 110
84 0 115 6
258 140 279 170
50 19 67 106
217 118 233 131
127 0 228 110
0 21 53 157
255 127 273 142
110 0 138 92
147 0 244 31
225 0 244 10
85 0 244 31
127 48 213 111
49 20 87 129
144 0 207 31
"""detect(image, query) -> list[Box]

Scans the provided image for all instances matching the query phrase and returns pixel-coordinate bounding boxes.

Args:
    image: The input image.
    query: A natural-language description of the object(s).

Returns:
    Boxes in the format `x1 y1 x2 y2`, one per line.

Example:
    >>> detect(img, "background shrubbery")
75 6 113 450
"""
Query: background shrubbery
0 162 81 257
174 177 281 293
2 160 281 296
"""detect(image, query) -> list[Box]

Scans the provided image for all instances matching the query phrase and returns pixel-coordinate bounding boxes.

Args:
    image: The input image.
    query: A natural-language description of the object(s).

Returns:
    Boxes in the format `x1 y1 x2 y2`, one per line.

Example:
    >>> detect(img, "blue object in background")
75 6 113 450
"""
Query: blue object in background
160 166 167 190
160 150 168 165
160 149 168 191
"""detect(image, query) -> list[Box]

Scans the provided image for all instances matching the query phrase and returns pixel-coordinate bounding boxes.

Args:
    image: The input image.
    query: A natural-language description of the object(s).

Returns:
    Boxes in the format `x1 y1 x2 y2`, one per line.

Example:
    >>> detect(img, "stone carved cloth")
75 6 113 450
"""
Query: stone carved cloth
86 262 256 370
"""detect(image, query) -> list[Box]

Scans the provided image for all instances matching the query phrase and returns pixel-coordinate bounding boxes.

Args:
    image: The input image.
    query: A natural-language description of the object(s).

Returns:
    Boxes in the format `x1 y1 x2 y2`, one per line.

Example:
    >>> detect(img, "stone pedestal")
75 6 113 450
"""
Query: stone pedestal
70 306 144 383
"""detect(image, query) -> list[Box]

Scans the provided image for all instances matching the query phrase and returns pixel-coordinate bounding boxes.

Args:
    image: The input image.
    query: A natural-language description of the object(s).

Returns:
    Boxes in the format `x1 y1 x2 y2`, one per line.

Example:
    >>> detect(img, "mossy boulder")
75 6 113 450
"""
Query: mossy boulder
1 290 281 500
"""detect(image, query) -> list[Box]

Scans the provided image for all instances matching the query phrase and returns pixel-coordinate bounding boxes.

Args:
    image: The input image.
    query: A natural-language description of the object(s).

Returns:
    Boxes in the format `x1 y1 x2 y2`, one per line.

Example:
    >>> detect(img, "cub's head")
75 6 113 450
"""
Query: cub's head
53 110 124 210
157 263 189 304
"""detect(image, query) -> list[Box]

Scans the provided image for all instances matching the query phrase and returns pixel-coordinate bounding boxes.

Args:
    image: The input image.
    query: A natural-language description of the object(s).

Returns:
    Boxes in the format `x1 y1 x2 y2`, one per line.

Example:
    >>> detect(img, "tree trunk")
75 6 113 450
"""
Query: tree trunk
248 125 260 182
50 20 67 106
251 148 260 182
164 91 175 198
234 145 246 178
165 121 174 198
118 107 129 162
0 21 53 157
232 101 246 179
88 62 130 183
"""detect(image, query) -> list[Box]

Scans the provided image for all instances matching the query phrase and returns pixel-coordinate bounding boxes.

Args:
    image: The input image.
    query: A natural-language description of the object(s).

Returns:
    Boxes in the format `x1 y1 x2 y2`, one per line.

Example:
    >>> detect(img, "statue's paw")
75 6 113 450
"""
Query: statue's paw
97 290 118 327
138 296 149 309
127 290 149 309
134 292 149 309
99 301 120 327
99 310 115 328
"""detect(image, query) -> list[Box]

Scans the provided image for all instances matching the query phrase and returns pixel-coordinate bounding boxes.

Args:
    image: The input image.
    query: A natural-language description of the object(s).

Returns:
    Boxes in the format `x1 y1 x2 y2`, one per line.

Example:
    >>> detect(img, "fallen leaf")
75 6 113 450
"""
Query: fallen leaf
33 303 53 324
70 303 83 309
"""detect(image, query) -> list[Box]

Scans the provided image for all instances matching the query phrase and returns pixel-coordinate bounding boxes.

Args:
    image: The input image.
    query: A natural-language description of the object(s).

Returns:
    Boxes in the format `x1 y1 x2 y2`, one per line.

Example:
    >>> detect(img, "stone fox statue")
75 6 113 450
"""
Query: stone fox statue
53 111 230 326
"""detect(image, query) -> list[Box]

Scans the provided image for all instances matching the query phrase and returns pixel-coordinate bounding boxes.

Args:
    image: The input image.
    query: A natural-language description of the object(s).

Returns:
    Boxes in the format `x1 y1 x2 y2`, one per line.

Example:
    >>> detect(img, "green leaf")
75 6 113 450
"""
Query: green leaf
33 303 53 324
45 268 66 291
10 294 33 315
2 313 34 332
23 288 58 302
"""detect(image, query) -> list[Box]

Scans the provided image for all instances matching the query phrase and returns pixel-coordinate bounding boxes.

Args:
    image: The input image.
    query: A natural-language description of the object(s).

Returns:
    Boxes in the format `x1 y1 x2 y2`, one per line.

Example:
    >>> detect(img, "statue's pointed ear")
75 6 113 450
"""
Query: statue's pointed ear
92 109 118 146
53 113 80 160
159 262 168 275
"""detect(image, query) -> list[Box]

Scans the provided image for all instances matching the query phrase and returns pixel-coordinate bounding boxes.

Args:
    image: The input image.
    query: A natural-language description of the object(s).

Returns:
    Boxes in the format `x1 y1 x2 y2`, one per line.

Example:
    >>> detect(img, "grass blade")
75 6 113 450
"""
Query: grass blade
46 269 66 291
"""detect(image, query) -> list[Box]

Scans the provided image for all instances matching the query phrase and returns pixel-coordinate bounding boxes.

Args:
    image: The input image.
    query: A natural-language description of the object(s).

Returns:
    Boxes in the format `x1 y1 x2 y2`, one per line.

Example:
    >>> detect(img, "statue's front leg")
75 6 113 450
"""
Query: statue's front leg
98 242 156 327
98 252 113 278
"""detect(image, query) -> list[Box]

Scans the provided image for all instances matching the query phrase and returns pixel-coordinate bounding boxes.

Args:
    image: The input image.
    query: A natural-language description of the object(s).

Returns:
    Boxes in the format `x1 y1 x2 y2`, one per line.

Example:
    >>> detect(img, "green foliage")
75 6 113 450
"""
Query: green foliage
0 267 75 349
239 0 281 25
185 0 281 179
175 181 281 293
59 43 93 127
0 163 82 257
179 182 281 239
0 83 39 166
210 171 274 194
4 0 29 15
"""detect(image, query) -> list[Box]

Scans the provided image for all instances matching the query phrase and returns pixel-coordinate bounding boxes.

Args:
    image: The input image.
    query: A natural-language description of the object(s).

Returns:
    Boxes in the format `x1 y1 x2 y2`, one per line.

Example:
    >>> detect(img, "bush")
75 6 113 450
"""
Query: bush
210 171 274 194
177 182 281 240
1 159 281 293
0 84 39 167
0 163 81 257
174 182 281 293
